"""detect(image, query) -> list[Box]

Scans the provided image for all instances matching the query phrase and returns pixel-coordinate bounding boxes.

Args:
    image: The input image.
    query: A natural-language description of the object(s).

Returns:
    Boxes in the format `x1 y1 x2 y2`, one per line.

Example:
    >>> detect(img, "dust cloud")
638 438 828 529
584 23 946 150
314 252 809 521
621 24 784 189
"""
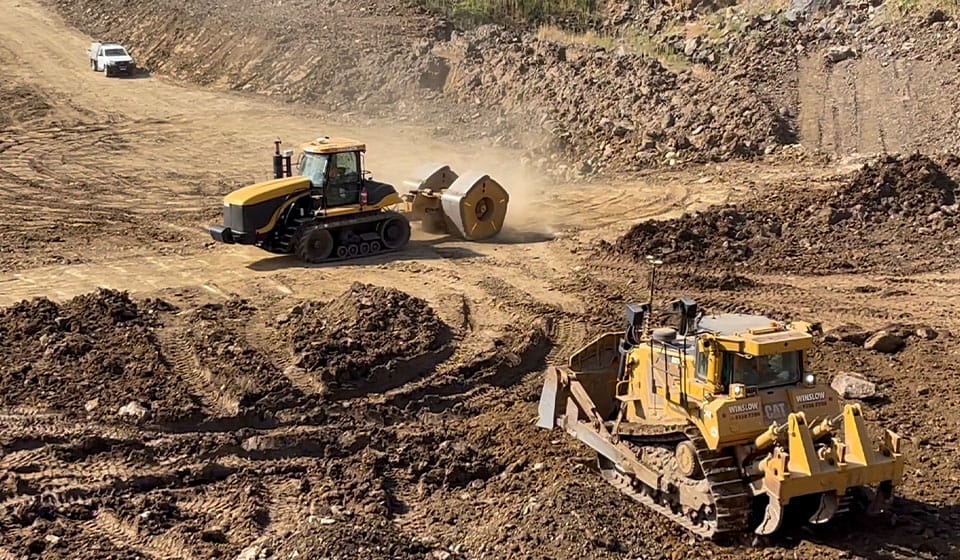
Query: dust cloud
336 123 561 244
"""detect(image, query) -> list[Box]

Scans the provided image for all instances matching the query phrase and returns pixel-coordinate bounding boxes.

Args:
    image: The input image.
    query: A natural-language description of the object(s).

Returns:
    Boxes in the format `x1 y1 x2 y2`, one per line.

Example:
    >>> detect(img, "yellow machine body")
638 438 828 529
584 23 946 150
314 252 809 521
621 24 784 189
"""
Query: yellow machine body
537 298 905 538
207 137 509 263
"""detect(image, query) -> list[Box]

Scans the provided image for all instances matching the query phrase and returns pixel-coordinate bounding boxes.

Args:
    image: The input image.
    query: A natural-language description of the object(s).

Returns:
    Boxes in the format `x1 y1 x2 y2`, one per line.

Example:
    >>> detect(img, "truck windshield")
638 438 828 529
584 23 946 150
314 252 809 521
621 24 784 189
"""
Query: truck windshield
299 153 328 187
723 351 802 389
104 48 127 56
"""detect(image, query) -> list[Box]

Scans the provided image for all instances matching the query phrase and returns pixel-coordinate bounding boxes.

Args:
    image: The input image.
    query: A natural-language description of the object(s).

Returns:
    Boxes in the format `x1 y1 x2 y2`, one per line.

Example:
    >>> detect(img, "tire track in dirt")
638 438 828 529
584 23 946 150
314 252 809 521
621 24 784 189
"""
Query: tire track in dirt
157 327 242 418
544 183 694 234
88 510 195 560
0 253 258 305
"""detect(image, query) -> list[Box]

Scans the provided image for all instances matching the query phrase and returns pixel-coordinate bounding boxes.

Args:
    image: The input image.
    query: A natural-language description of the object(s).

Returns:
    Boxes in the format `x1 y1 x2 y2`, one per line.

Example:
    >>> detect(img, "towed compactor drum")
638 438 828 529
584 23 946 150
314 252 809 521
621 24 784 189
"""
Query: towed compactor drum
401 164 509 241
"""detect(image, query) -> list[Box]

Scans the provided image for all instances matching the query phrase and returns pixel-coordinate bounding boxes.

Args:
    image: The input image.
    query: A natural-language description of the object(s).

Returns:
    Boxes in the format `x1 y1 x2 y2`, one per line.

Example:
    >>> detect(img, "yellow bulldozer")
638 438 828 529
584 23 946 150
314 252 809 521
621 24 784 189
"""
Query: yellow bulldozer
207 137 509 263
538 266 905 538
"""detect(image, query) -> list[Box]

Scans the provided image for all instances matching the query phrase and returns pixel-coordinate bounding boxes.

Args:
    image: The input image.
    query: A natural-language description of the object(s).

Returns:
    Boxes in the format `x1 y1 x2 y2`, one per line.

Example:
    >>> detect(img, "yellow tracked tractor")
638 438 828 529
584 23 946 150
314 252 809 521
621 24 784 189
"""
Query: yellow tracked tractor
537 267 905 538
207 137 509 263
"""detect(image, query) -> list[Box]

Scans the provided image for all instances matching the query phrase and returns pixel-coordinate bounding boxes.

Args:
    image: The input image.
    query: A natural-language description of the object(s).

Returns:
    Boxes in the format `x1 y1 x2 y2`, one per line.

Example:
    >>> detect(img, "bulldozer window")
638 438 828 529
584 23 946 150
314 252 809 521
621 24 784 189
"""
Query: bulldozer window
695 349 708 382
721 351 802 389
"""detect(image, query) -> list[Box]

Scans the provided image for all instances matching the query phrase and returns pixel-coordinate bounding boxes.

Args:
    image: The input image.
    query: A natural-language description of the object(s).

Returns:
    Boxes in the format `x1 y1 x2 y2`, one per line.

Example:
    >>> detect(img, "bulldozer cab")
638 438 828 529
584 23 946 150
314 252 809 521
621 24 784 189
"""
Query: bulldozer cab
720 349 803 390
297 138 366 208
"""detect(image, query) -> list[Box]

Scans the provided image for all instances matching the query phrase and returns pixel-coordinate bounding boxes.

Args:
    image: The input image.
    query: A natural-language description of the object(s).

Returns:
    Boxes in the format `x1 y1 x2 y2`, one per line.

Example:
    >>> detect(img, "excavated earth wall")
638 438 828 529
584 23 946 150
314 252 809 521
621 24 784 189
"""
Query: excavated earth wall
49 0 960 178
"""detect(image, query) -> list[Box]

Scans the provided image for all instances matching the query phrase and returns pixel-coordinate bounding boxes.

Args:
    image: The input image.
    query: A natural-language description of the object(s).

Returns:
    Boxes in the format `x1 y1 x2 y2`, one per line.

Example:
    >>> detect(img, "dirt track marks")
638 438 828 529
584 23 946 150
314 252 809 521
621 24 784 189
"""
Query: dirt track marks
88 510 195 560
798 53 960 156
157 327 241 418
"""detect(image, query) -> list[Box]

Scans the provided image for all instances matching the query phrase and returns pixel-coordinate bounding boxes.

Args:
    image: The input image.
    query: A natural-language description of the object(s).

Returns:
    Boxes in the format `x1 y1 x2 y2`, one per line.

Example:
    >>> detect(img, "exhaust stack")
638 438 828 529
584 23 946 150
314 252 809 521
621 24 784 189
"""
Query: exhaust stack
272 139 294 179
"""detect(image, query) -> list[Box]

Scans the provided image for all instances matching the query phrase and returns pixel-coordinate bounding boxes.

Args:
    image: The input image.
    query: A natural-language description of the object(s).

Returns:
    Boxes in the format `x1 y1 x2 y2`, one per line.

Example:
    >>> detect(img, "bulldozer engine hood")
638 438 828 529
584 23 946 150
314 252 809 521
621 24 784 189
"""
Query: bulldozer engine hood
701 384 841 448
715 329 812 356
220 176 311 240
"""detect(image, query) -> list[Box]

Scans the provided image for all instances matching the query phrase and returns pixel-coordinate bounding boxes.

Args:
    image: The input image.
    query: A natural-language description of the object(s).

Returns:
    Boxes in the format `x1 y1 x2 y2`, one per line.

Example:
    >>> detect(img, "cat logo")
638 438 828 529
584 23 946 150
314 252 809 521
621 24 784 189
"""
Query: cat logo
764 402 788 422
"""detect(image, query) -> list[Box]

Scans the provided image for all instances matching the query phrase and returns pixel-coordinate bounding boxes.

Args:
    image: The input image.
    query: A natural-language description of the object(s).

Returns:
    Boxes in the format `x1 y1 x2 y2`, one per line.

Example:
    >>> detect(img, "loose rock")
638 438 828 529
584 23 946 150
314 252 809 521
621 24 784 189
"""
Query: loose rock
117 401 150 424
831 373 878 400
864 331 905 353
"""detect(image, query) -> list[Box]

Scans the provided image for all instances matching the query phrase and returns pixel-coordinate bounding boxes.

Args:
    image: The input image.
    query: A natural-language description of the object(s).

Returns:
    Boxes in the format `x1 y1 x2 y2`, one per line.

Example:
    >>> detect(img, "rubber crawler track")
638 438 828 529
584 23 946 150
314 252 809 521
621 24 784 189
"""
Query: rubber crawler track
266 210 409 264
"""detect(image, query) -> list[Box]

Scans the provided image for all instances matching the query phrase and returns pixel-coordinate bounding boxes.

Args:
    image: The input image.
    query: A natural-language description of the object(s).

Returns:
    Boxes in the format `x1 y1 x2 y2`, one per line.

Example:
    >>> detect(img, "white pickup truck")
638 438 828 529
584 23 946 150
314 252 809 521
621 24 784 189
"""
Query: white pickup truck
89 42 135 77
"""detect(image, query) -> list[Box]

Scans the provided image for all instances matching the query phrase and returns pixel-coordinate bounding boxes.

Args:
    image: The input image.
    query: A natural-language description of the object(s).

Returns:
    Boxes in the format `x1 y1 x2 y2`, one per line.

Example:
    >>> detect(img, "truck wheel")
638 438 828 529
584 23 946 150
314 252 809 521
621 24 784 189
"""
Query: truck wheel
90 59 96 71
295 226 334 263
104 65 110 77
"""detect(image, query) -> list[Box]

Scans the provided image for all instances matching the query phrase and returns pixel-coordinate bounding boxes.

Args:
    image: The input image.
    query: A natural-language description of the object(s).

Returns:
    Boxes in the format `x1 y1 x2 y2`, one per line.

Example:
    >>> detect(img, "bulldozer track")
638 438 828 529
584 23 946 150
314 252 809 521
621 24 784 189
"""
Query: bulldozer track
278 365 326 397
0 448 51 472
0 253 255 306
544 183 693 234
601 431 753 539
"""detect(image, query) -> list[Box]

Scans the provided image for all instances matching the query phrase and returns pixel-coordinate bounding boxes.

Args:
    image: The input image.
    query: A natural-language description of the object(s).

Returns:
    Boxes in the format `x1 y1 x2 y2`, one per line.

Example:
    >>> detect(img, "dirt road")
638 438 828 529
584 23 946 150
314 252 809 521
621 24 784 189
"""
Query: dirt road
0 0 740 304
1 0 959 559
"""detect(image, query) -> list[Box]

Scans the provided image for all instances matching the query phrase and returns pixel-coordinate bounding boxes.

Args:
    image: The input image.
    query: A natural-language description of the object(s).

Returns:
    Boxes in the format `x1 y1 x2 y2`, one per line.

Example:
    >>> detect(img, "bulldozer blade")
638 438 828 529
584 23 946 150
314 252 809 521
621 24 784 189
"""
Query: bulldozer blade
401 164 458 192
537 367 562 429
440 172 509 241
809 491 839 525
755 499 784 535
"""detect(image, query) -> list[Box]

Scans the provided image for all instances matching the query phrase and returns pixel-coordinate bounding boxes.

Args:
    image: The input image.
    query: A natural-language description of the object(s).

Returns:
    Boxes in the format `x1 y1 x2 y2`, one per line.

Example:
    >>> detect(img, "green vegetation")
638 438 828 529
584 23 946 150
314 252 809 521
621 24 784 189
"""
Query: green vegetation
421 0 599 27
536 25 691 72
623 30 691 72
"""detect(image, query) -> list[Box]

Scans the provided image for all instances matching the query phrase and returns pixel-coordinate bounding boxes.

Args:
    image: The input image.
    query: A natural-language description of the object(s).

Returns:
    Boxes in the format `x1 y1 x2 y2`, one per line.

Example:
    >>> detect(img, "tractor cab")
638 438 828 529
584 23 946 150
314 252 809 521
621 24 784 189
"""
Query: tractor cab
296 137 366 208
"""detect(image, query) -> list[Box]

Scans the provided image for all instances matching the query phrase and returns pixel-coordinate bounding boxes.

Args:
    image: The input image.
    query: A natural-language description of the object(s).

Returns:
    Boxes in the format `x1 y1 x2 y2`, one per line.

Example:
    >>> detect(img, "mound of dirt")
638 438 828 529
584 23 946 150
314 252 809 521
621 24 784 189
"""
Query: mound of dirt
611 153 960 274
832 153 958 222
49 0 960 177
0 83 53 129
287 283 451 395
612 206 782 264
678 271 759 291
48 0 446 117
440 25 795 175
0 289 199 422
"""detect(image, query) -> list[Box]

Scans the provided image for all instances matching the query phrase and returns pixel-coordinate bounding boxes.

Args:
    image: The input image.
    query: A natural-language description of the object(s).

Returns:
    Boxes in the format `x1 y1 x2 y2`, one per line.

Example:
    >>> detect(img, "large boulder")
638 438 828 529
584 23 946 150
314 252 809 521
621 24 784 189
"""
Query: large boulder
864 331 905 353
831 373 878 400
823 324 871 346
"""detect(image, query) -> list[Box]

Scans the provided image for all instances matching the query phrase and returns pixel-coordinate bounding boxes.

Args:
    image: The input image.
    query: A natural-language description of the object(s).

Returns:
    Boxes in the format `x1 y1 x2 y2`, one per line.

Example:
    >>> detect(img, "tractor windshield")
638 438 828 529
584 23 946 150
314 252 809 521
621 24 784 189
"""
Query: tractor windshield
299 152 329 187
722 351 802 389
